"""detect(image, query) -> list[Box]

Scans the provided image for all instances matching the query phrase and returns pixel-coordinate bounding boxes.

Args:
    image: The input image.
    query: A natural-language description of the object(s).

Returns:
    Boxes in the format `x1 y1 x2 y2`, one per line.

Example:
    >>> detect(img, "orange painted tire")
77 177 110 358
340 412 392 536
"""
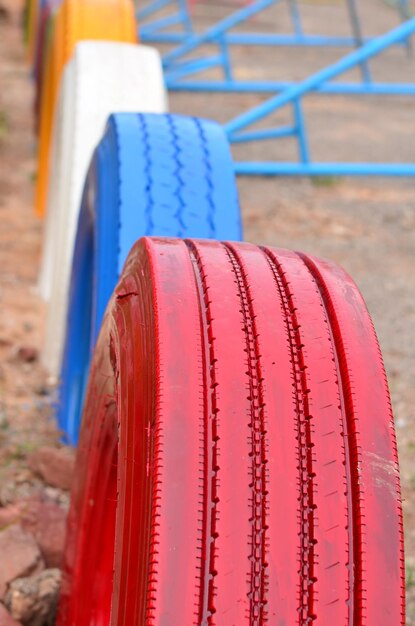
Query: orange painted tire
35 0 137 217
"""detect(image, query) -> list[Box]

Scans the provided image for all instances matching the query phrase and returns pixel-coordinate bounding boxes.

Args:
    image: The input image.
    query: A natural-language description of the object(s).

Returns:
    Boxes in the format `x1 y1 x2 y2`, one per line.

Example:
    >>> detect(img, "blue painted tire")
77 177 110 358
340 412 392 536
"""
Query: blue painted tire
58 112 242 444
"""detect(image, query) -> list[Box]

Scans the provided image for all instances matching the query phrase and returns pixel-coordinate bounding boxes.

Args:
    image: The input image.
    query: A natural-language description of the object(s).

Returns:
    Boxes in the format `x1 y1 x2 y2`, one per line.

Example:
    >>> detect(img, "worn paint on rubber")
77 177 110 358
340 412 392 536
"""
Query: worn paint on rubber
58 237 405 625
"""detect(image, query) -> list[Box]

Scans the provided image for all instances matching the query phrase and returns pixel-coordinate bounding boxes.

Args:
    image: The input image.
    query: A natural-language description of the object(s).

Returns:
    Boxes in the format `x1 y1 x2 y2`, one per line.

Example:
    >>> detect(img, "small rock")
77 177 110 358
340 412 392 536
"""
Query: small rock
16 347 38 364
43 487 70 511
0 479 42 507
28 447 75 491
4 569 61 626
0 504 22 530
21 499 67 567
0 413 9 431
0 603 21 626
0 525 44 599
0 6 9 23
34 385 49 397
14 471 35 486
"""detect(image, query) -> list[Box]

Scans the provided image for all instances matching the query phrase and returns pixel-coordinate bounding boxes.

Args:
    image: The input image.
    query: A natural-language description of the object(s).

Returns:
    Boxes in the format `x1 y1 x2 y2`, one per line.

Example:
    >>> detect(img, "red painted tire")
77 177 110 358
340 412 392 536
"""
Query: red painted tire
58 238 404 626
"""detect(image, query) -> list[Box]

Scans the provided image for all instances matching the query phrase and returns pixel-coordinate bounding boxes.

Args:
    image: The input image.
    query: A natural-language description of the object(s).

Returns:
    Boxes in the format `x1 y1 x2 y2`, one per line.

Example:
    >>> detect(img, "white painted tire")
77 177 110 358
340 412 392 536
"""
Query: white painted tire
39 41 168 379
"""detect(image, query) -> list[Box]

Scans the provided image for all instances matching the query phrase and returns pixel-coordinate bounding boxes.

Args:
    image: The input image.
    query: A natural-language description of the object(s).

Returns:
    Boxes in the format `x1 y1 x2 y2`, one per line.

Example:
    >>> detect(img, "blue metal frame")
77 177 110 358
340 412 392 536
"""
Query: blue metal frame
137 0 193 41
138 0 384 47
139 0 364 46
138 1 410 48
138 0 413 42
137 0 413 96
225 18 415 176
138 2 415 176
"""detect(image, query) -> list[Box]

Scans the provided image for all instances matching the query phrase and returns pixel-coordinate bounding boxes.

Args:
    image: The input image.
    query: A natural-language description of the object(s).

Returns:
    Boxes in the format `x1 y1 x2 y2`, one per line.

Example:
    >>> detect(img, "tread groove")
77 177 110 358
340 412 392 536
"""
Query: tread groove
298 252 356 624
262 248 316 623
186 241 219 625
137 114 155 235
194 118 216 238
298 252 362 623
224 243 269 626
145 265 162 625
166 115 186 236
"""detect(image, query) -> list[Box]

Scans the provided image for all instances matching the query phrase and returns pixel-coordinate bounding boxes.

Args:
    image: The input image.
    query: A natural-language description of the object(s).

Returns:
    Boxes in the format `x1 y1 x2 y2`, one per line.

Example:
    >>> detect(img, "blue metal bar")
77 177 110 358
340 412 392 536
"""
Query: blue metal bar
179 0 193 35
287 0 303 37
219 35 233 82
164 56 224 82
140 31 185 42
138 0 174 21
293 99 310 163
141 11 185 34
138 0 192 38
163 0 279 66
224 32 406 47
234 162 415 176
166 79 415 95
230 125 296 143
141 31 408 48
398 0 413 54
346 0 372 83
226 18 415 136
399 0 412 20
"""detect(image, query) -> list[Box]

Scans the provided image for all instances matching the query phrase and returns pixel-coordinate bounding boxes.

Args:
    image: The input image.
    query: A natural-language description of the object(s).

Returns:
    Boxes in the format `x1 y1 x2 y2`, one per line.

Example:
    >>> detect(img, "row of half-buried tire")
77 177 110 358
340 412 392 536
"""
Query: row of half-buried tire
29 3 242 438
55 116 406 621
26 0 406 623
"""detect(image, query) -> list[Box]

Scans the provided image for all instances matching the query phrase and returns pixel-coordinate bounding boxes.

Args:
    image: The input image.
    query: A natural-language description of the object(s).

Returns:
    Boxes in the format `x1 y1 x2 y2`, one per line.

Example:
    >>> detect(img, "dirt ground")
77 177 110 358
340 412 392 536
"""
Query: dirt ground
0 0 414 623
0 9 58 466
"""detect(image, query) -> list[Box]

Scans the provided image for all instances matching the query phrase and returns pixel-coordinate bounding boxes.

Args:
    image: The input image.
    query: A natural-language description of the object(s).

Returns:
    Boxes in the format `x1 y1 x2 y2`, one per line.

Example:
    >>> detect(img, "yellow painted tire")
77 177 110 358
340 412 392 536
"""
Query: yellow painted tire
35 0 137 217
